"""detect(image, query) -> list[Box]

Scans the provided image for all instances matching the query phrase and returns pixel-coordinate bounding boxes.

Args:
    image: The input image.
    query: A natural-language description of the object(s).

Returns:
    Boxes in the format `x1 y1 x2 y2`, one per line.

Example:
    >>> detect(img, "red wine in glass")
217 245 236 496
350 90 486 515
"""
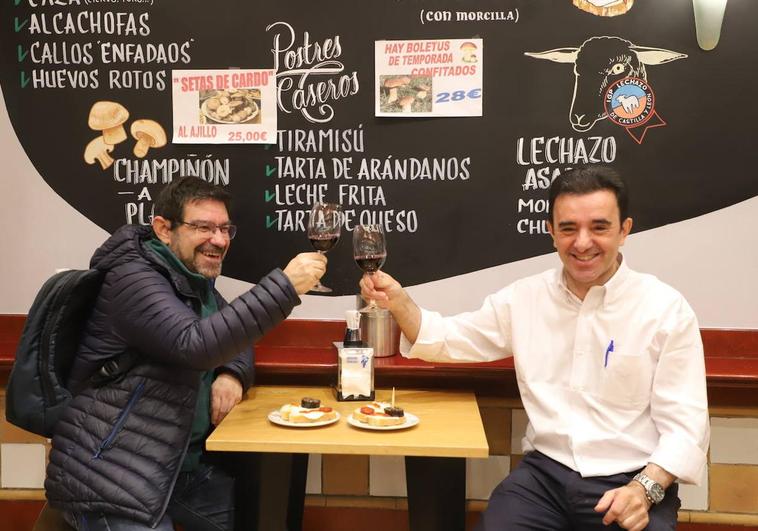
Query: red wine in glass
307 202 342 293
355 254 386 274
353 224 386 311
309 235 340 253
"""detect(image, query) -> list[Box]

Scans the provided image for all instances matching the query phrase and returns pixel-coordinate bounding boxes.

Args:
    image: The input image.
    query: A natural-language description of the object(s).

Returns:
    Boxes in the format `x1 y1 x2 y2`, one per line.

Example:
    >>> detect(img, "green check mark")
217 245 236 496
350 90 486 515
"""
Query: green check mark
264 189 275 202
20 71 29 88
17 45 29 62
265 215 277 229
265 164 276 177
15 17 29 32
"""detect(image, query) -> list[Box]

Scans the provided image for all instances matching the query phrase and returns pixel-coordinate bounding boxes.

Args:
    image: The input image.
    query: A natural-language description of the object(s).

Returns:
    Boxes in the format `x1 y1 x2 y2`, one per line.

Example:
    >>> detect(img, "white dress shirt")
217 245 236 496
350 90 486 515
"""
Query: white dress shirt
402 259 709 484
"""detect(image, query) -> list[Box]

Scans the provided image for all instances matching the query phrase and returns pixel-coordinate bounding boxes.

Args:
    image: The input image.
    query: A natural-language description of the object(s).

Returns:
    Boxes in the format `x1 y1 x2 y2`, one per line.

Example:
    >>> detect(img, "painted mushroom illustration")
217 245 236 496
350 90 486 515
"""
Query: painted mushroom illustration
83 136 115 170
88 101 129 145
131 119 167 158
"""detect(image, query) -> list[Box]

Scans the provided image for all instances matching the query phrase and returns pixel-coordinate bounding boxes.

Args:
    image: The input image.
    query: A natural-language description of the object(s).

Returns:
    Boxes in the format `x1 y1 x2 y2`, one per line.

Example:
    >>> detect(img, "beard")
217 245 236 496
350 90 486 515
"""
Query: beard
172 241 227 279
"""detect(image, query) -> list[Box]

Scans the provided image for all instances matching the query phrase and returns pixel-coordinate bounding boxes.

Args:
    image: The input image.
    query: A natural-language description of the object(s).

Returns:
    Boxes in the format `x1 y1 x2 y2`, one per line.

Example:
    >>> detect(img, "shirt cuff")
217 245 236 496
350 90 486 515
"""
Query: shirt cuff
399 308 445 361
649 432 708 485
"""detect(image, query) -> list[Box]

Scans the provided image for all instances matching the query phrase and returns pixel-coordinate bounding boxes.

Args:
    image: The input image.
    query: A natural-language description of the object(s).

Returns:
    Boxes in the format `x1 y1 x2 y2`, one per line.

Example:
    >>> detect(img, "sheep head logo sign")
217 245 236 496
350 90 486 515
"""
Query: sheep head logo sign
525 36 686 137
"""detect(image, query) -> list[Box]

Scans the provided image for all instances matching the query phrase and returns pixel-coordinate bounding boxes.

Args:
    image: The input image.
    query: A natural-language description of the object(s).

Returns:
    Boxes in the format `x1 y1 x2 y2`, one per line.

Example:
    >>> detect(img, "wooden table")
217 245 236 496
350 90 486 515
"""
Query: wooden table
206 386 489 531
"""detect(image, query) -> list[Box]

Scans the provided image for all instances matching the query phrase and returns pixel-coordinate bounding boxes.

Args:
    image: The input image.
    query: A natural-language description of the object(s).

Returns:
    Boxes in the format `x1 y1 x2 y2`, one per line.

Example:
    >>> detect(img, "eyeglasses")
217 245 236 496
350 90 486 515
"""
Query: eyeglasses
174 220 237 240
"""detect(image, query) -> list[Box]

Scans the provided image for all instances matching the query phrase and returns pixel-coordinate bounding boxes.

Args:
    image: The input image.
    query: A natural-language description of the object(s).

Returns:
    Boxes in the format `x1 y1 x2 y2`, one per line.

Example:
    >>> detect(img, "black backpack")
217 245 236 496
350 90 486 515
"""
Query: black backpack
6 269 104 437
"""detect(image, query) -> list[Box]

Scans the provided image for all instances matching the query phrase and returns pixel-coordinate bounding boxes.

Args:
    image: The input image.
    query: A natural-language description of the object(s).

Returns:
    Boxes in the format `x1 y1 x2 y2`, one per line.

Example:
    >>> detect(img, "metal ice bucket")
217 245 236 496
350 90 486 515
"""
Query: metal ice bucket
356 295 400 357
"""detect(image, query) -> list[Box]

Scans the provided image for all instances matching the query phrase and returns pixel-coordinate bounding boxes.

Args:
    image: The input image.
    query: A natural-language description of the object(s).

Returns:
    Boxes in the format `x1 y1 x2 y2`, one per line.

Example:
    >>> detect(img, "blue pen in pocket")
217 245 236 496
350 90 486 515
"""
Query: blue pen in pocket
604 340 614 368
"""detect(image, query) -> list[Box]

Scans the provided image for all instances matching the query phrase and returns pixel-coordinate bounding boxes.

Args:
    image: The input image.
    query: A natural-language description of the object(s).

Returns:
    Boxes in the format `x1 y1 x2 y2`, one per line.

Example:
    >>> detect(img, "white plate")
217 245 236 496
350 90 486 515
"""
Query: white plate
347 412 419 431
268 410 340 428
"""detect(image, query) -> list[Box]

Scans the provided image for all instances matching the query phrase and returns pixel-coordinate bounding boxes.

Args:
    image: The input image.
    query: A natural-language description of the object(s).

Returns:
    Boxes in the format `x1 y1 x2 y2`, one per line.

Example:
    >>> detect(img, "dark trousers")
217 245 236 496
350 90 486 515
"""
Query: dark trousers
474 451 680 531
64 461 235 531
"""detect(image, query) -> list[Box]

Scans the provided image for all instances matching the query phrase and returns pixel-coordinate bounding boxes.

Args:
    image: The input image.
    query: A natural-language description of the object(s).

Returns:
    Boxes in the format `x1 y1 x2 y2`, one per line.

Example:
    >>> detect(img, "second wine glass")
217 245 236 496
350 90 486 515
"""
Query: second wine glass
353 224 387 311
307 202 342 293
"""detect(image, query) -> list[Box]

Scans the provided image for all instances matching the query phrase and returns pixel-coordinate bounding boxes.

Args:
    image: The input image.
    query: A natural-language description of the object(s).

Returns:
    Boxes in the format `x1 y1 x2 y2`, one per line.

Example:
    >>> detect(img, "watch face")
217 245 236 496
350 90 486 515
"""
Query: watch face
650 483 665 503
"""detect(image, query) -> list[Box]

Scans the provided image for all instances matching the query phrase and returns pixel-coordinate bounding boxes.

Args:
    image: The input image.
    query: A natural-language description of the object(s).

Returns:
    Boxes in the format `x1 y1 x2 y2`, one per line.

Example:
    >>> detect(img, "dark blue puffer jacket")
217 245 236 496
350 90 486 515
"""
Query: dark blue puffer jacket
45 224 300 526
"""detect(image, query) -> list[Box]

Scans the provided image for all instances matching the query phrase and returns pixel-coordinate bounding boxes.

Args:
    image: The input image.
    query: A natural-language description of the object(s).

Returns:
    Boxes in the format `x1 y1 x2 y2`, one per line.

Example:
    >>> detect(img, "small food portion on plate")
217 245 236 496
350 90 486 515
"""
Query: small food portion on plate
279 397 337 424
353 401 407 427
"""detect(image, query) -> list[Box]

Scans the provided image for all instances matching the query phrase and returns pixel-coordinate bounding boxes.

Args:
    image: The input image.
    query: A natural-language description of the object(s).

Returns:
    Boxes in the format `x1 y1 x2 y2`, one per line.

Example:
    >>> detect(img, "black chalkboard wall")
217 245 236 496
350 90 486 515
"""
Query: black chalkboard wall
1 0 757 295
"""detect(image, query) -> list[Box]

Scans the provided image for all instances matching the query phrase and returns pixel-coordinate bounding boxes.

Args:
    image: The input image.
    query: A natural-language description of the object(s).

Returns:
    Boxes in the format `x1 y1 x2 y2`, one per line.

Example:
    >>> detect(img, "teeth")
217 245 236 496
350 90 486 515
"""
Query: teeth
574 254 596 261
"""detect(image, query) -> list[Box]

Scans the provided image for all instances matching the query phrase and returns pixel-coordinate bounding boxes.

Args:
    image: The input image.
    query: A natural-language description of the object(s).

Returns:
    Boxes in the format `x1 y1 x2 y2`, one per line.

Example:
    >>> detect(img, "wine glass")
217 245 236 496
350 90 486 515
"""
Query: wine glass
353 224 387 311
307 202 342 293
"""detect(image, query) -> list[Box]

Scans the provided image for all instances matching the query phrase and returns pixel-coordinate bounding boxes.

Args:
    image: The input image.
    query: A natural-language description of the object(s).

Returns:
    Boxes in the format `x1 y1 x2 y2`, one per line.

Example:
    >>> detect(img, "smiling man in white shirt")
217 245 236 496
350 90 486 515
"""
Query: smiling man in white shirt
360 166 709 531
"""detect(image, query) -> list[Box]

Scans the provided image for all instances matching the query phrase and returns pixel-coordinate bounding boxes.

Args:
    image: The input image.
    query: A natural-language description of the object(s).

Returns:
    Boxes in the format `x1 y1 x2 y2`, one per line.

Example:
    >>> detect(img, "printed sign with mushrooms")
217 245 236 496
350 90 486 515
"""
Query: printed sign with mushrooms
88 101 129 145
380 75 432 113
383 76 411 104
83 137 115 170
573 0 634 16
131 119 167 158
460 42 478 63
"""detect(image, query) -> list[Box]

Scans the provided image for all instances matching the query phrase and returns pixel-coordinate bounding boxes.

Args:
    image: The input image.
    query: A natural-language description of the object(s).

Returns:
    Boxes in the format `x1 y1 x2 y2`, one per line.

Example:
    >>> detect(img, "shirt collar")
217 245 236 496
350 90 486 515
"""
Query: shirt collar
555 254 629 307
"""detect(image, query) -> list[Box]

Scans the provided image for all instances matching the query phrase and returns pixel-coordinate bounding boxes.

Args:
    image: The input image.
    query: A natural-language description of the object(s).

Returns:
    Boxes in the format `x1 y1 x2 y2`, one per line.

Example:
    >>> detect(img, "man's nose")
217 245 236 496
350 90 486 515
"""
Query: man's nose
209 228 228 247
574 229 593 251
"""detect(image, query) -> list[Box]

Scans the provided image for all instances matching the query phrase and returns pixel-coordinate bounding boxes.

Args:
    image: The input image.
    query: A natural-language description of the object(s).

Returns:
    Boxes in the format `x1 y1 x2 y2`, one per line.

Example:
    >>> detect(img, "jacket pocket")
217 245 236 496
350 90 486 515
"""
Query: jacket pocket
92 379 146 459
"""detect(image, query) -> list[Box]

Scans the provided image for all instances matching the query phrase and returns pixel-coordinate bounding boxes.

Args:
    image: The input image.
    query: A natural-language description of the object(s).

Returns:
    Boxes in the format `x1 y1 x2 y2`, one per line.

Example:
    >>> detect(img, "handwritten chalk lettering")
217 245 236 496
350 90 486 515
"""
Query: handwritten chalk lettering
356 157 470 181
29 0 81 5
268 21 360 124
338 184 386 206
276 126 364 153
410 65 476 77
30 41 94 65
99 41 192 65
227 130 268 142
517 199 550 214
273 183 328 206
125 201 154 226
517 219 550 234
521 167 565 191
275 156 328 179
109 69 166 90
273 209 308 231
29 12 150 36
423 11 452 22
435 88 481 103
332 157 353 179
516 136 616 166
456 11 516 21
30 68 99 89
356 209 418 233
114 158 230 186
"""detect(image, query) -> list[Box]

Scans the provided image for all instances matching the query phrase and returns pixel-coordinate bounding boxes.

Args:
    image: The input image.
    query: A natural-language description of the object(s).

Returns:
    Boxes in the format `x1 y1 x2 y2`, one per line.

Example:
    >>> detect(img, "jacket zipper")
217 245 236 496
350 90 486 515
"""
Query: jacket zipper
39 272 80 406
92 379 146 459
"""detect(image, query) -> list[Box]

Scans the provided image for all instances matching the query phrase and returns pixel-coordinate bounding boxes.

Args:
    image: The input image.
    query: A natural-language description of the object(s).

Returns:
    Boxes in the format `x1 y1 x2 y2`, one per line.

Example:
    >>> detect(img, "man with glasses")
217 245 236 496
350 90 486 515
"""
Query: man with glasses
45 176 327 531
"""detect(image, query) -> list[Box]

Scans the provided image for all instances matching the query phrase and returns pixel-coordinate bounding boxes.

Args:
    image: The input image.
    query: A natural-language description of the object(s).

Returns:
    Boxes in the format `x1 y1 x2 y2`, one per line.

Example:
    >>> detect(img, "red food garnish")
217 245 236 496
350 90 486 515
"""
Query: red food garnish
318 407 333 412
360 406 375 415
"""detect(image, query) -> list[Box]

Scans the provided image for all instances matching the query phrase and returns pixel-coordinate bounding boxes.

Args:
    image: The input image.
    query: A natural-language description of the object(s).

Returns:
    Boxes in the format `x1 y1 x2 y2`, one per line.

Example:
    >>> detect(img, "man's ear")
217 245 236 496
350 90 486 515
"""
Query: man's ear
547 221 557 248
619 217 633 244
152 216 173 245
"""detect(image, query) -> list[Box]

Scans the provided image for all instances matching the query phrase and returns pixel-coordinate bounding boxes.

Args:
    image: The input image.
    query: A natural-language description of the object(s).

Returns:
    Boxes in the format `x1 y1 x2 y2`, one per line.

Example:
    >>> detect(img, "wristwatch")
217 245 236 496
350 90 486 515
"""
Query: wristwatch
632 473 665 505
